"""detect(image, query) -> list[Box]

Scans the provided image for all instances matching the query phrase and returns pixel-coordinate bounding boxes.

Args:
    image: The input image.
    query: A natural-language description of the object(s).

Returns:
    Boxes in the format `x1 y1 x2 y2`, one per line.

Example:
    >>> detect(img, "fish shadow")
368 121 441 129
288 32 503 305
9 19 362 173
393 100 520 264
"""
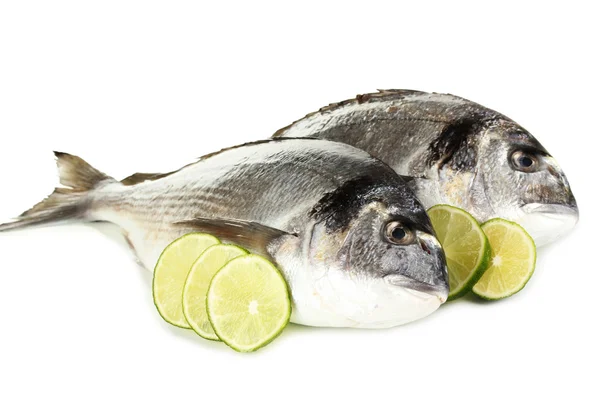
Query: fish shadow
161 323 226 352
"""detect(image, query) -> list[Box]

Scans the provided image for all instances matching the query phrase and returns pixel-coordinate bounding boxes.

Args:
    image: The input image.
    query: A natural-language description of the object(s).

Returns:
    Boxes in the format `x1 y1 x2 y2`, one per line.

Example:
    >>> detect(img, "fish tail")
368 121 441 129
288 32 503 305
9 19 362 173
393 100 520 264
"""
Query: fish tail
0 152 117 232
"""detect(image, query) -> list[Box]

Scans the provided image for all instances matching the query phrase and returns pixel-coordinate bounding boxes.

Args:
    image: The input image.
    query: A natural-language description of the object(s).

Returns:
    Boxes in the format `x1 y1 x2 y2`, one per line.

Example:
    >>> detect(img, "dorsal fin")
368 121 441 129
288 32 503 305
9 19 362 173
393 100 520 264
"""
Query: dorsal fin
121 172 174 186
273 89 431 137
120 138 321 186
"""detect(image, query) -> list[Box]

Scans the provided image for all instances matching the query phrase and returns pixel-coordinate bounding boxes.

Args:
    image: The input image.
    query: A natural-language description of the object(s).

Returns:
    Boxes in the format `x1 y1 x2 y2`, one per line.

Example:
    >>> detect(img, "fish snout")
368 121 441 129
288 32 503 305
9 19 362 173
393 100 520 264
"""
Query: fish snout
517 155 579 246
385 232 450 303
385 274 449 303
416 231 449 290
517 203 579 246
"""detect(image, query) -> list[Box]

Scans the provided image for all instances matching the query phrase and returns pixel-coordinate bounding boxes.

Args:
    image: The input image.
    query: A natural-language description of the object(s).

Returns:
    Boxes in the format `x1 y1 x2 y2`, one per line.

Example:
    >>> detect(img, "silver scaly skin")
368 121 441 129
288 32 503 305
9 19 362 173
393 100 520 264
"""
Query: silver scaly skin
274 90 579 246
0 139 448 329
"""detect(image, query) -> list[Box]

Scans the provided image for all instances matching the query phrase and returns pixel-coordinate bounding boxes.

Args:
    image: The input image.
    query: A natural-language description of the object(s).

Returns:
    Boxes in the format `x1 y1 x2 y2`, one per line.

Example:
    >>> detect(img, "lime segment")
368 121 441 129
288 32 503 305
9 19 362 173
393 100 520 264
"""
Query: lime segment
153 233 220 328
183 244 248 340
473 219 536 300
207 255 291 352
428 205 491 301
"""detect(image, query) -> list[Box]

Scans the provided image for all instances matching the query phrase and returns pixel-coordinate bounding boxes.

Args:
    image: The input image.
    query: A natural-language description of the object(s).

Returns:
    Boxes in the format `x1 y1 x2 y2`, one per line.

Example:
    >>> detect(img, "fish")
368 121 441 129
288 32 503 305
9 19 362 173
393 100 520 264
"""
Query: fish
274 89 579 246
0 138 449 329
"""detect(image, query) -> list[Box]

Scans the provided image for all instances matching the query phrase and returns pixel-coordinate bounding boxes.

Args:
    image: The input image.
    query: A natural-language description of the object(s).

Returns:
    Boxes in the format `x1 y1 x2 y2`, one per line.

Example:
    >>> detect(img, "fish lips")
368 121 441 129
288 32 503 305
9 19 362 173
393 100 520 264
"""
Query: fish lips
384 275 449 303
517 203 579 247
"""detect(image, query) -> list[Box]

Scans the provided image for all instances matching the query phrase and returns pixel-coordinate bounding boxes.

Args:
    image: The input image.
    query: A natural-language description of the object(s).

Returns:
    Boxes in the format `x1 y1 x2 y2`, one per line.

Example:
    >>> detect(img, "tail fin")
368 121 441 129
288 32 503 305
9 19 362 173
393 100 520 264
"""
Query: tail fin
0 152 116 232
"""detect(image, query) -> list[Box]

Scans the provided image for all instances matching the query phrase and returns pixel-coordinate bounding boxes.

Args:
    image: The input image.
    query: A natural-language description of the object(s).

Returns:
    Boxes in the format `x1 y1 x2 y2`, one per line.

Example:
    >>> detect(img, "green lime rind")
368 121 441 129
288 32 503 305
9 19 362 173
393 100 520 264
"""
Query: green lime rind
427 204 492 301
152 233 221 329
206 254 292 353
472 218 537 301
448 243 491 301
182 244 249 341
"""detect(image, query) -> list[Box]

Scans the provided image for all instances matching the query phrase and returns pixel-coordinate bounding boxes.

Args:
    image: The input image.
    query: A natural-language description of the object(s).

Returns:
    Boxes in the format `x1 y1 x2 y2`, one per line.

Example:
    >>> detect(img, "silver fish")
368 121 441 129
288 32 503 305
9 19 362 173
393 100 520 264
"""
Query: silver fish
274 90 579 246
0 139 448 329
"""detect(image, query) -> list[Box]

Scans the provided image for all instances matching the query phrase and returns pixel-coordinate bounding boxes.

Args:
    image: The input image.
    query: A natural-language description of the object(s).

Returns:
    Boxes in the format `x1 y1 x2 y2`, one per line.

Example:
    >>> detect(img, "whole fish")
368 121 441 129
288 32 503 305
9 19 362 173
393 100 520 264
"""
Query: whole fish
274 90 579 246
0 139 448 329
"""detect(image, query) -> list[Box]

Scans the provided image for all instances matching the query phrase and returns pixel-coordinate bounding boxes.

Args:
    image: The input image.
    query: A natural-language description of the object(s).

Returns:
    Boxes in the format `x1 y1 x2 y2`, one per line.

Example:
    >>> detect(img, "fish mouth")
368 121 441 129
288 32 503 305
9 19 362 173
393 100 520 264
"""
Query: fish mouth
517 203 579 246
384 275 449 303
521 203 579 216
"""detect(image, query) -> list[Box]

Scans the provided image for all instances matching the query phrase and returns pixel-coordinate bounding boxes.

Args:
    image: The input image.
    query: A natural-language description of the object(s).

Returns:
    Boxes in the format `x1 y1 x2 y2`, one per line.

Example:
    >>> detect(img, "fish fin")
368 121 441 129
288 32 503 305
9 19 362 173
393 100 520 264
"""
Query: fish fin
174 218 297 258
356 89 426 103
0 152 116 232
375 89 427 96
121 172 173 186
273 89 428 137
121 139 314 185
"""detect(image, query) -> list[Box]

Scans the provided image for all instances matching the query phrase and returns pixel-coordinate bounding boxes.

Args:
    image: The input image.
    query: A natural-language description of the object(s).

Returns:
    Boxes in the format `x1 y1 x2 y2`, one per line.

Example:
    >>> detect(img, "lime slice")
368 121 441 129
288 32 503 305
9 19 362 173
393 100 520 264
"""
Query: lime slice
207 255 291 352
153 233 220 328
183 244 248 341
473 219 537 300
428 205 491 301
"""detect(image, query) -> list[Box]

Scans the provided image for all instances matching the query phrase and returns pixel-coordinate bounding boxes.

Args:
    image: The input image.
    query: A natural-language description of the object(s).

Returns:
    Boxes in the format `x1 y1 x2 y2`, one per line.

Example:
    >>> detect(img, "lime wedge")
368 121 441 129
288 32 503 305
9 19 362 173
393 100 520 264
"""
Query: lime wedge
428 205 491 301
207 255 291 352
153 233 220 328
473 219 537 300
183 244 248 341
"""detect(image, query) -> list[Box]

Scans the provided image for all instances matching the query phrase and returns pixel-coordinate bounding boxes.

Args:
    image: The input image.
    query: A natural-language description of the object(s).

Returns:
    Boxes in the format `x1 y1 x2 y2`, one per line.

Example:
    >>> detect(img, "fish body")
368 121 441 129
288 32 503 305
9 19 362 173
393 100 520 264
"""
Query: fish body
274 90 579 246
0 139 448 329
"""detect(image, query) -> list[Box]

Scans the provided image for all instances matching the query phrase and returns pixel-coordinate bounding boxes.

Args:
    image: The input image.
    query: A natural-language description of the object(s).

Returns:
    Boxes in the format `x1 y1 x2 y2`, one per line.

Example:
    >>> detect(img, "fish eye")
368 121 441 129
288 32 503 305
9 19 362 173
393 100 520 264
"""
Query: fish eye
384 221 415 245
511 150 539 172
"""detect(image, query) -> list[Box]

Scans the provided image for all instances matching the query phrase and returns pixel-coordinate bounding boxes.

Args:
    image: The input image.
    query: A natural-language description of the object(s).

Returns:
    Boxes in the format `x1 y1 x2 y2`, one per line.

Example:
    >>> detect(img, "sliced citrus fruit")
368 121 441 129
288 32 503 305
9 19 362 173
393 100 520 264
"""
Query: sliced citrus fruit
183 244 248 340
153 233 220 328
428 205 491 301
207 255 291 352
473 219 536 300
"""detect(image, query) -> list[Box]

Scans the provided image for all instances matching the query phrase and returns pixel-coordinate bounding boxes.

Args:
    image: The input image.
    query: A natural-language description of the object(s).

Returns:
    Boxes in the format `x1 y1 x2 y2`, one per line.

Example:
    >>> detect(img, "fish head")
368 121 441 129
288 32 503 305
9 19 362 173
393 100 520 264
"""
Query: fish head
474 121 578 246
300 175 449 328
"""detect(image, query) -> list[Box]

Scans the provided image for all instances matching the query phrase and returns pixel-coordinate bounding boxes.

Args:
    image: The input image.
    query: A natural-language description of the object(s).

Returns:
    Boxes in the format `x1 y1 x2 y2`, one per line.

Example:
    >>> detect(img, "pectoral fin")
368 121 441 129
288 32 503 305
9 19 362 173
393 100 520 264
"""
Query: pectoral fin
173 218 298 259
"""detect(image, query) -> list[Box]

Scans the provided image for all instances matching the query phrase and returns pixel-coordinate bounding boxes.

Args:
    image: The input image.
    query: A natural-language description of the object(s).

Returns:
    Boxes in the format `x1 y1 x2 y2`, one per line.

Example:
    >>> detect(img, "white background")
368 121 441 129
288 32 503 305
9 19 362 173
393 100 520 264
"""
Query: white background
0 1 598 399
